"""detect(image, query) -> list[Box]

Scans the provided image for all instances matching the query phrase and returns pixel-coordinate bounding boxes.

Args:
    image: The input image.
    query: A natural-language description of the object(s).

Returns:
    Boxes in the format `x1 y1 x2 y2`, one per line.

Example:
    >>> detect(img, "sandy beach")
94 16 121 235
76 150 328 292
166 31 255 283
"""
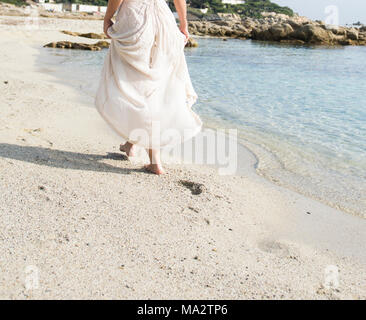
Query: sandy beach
0 15 366 300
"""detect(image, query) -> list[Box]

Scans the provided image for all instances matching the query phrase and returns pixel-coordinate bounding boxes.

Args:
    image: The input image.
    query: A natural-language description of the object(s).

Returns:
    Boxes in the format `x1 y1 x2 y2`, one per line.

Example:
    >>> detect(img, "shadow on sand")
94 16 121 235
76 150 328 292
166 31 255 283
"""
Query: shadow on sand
0 143 144 175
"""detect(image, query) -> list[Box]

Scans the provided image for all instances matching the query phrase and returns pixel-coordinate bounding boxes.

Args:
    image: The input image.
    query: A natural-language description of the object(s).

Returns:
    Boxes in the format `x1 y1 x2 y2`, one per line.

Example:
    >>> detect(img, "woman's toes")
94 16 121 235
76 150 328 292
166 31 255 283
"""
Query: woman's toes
144 164 164 175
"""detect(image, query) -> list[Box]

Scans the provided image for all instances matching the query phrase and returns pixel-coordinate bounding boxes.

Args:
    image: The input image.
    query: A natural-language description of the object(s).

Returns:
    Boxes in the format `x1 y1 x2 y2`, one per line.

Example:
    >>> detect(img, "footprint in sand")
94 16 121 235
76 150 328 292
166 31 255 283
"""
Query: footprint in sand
23 128 53 147
257 239 291 257
24 128 42 134
179 180 207 195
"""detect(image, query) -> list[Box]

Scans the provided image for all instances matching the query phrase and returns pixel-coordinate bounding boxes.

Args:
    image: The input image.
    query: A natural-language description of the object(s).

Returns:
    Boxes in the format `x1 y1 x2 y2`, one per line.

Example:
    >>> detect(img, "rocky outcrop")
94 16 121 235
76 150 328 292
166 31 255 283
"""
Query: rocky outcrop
290 24 334 44
252 23 294 41
189 20 249 38
45 38 196 50
188 14 366 46
59 30 198 48
61 30 107 39
346 28 359 40
44 41 109 51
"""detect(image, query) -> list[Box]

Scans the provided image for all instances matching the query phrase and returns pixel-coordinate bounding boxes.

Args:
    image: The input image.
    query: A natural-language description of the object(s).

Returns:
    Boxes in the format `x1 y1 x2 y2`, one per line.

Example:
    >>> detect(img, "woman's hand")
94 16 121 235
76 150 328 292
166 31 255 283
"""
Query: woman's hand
179 20 189 45
104 18 114 39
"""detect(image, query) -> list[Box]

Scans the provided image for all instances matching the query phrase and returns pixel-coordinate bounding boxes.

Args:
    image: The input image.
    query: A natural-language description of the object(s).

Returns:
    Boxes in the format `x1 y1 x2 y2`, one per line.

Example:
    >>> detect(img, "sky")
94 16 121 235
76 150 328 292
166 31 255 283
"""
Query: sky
272 0 366 25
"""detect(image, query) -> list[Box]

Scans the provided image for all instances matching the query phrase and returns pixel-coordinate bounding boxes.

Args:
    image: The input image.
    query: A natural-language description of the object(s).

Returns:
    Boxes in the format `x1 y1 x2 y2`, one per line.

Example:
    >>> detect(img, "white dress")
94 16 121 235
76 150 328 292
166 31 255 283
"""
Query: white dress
95 0 202 149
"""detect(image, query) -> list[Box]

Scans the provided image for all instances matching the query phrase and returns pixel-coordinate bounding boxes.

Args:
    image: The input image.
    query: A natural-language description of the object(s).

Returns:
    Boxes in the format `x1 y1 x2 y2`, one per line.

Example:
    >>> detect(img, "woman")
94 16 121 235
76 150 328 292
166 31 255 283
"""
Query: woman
95 0 202 175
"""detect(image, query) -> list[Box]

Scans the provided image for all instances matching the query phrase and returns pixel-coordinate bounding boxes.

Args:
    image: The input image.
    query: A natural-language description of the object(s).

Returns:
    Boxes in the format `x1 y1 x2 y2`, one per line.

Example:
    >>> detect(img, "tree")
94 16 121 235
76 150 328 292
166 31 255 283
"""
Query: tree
187 0 294 17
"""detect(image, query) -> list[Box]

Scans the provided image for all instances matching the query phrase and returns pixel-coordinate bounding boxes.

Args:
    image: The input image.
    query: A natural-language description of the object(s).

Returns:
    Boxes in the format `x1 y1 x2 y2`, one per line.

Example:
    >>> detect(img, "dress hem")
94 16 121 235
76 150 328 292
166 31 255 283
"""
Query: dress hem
95 95 202 150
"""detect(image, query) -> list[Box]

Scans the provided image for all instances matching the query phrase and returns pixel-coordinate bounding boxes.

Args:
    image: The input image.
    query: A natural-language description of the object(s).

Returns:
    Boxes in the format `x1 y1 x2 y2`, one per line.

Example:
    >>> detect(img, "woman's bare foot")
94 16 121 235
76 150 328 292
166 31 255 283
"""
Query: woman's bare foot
143 148 164 175
144 164 165 175
119 142 135 157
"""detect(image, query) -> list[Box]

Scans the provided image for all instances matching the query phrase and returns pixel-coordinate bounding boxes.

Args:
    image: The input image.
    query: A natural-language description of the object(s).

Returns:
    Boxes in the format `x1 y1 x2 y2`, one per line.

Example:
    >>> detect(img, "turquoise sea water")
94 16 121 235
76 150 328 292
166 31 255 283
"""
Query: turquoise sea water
42 38 366 217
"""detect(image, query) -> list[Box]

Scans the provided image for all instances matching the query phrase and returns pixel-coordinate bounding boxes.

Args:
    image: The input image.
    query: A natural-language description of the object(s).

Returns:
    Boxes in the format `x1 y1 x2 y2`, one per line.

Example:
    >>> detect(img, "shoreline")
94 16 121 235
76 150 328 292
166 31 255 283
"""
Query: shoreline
29 17 366 244
20 15 366 229
1 15 366 299
39 41 366 220
197 115 366 220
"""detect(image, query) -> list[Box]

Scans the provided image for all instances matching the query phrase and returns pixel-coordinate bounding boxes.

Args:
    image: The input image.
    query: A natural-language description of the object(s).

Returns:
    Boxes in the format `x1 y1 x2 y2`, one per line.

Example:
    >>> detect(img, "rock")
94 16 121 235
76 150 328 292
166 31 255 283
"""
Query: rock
233 24 247 31
61 30 108 40
212 20 235 27
188 22 198 32
232 25 250 38
285 19 302 29
78 32 107 40
325 25 346 36
61 30 80 37
195 22 209 34
269 23 294 40
206 24 233 37
220 26 234 36
338 39 356 46
207 25 220 36
185 38 198 47
242 18 257 30
251 27 269 41
95 40 110 49
252 23 293 41
346 28 359 40
291 24 334 44
315 20 326 26
359 32 366 40
232 30 249 38
44 41 104 51
189 21 203 28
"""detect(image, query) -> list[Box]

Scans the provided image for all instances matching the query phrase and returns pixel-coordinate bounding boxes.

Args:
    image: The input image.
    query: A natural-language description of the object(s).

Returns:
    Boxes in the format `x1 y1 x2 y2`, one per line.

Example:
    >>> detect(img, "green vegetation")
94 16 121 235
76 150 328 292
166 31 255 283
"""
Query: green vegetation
170 0 294 18
232 0 294 18
187 6 206 19
0 0 28 6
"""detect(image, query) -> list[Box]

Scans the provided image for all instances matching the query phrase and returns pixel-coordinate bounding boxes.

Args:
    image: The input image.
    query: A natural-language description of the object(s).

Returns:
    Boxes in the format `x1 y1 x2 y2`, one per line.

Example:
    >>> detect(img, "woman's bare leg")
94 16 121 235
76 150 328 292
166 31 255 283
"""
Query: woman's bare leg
144 149 164 175
119 141 135 157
